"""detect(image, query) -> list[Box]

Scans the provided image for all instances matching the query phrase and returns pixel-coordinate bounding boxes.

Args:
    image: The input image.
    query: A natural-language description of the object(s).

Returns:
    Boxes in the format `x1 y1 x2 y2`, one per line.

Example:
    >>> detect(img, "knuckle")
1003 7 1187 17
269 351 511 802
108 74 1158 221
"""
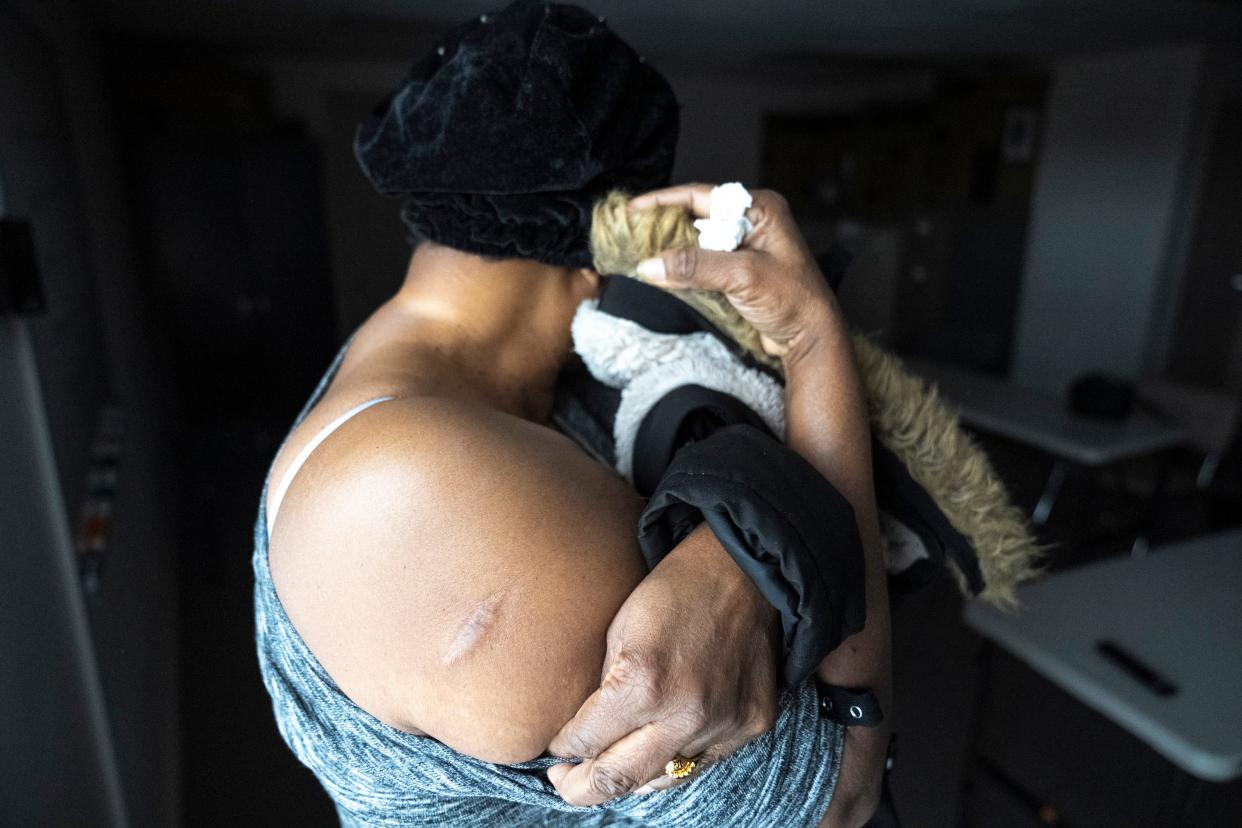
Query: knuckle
588 763 640 799
673 699 712 735
745 702 778 737
759 188 790 213
699 744 729 767
604 650 664 710
668 244 699 283
727 260 756 291
561 728 597 759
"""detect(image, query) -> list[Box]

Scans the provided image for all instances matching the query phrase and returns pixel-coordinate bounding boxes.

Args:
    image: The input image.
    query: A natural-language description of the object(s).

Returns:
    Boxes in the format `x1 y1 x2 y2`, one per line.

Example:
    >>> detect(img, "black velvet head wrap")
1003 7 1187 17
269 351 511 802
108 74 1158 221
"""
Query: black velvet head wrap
354 0 681 268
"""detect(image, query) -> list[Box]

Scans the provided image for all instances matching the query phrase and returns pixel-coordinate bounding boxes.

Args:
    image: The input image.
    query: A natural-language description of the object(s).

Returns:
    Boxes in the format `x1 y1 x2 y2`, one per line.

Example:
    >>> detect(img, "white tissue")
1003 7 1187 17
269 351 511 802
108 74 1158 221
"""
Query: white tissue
709 181 754 220
693 217 751 251
693 181 754 252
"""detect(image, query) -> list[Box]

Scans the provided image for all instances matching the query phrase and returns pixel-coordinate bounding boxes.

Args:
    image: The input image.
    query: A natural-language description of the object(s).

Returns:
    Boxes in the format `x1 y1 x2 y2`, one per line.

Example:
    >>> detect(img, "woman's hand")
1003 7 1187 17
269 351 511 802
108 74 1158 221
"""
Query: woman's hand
546 523 780 805
629 183 841 365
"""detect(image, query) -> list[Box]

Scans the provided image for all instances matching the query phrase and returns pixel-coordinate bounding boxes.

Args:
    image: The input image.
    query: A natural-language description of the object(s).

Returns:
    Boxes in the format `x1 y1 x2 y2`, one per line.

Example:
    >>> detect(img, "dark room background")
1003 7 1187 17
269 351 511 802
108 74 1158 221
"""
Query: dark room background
3 0 1241 825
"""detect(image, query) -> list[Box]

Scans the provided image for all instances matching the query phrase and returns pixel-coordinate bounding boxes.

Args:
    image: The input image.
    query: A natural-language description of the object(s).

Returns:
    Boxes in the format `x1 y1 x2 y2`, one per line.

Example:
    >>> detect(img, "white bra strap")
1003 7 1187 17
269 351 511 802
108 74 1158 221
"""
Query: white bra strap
267 396 396 536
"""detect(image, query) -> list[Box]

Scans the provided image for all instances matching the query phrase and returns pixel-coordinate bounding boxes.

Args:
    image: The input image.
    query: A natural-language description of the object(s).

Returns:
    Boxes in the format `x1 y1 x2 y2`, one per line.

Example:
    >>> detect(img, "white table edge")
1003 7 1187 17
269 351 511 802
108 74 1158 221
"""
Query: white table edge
963 601 1242 783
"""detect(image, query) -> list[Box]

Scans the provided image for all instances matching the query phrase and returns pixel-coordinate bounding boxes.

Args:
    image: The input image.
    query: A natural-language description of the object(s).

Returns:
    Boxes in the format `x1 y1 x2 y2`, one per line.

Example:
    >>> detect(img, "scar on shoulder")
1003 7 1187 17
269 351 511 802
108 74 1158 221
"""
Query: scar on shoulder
442 589 508 665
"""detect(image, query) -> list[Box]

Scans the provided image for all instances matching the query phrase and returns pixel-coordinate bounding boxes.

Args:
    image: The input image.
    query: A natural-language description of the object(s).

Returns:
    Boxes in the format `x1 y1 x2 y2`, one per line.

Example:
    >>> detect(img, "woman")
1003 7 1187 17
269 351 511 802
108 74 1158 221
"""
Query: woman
254 3 890 825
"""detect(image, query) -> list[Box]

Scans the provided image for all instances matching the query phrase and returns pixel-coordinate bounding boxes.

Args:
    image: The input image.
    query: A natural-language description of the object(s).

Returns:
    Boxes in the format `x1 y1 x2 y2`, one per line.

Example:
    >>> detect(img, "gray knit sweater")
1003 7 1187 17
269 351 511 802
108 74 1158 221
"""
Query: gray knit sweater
252 339 845 826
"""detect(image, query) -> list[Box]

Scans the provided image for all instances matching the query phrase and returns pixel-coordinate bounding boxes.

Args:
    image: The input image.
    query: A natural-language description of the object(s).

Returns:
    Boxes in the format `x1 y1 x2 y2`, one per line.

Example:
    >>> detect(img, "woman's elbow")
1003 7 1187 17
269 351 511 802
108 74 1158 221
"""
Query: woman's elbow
839 786 882 828
819 785 881 828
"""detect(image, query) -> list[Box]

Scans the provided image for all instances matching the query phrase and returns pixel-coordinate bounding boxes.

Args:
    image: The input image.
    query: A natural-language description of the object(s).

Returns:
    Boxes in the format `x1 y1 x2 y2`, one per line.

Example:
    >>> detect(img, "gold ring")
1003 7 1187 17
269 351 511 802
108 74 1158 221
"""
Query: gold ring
664 754 700 779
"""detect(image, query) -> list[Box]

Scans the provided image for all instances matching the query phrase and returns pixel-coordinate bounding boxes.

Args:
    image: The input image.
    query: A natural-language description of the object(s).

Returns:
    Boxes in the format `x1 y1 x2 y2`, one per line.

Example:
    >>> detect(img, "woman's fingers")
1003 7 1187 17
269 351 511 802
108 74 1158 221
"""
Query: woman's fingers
629 183 783 237
627 182 715 217
629 182 834 359
628 726 764 796
547 722 691 806
548 681 643 762
637 245 762 295
629 731 755 795
631 746 721 795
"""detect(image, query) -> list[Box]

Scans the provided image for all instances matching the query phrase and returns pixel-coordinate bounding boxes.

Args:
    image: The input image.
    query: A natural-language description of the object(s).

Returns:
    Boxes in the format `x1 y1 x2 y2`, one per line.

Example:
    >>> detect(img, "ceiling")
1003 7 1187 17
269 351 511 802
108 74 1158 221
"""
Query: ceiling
89 0 1242 63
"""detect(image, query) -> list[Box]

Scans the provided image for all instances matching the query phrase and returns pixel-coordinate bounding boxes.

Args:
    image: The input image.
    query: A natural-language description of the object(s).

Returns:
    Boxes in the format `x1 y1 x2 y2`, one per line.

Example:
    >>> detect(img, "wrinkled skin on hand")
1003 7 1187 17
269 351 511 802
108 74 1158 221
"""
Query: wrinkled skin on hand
546 523 781 806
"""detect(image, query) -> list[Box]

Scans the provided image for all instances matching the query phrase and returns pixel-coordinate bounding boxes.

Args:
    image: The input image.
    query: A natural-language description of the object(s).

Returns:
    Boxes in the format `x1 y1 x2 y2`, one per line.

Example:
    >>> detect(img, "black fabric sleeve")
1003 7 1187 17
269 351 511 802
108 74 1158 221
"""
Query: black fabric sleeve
631 384 773 497
637 424 867 689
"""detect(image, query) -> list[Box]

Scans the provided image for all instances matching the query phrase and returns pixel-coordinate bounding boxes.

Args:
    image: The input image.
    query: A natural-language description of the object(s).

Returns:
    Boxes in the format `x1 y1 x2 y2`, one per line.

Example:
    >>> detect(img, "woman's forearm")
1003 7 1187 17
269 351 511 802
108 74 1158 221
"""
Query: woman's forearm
626 184 894 820
784 302 893 826
785 302 891 696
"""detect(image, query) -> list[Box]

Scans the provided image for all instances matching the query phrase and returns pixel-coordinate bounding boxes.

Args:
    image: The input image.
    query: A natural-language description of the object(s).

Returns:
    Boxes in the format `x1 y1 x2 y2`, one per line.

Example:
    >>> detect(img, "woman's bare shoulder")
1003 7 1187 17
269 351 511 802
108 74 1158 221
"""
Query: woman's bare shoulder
269 395 648 763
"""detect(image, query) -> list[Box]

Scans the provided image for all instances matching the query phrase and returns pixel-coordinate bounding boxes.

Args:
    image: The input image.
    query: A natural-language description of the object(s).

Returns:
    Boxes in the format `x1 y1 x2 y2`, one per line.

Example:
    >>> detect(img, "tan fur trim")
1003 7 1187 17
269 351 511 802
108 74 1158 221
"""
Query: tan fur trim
850 336 1045 608
591 188 1045 607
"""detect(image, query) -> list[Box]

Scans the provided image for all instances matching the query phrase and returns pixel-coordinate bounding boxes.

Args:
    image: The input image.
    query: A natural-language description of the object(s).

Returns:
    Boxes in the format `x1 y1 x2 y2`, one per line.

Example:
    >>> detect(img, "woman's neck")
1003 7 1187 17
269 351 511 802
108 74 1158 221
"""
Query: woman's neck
382 242 595 423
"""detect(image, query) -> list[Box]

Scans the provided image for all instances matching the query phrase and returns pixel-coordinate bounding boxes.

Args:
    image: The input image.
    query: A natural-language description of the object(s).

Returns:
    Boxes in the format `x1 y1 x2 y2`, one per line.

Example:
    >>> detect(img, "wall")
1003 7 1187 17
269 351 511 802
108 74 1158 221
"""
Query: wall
1010 45 1204 394
240 50 935 336
5 1 181 823
247 55 432 337
0 148 122 828
661 63 936 185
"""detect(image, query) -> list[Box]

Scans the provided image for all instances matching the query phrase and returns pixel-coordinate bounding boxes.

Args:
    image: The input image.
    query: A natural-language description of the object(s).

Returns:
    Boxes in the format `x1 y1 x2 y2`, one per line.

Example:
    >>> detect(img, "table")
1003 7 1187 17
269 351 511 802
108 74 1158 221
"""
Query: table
906 360 1185 525
907 359 1183 466
964 529 1242 782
